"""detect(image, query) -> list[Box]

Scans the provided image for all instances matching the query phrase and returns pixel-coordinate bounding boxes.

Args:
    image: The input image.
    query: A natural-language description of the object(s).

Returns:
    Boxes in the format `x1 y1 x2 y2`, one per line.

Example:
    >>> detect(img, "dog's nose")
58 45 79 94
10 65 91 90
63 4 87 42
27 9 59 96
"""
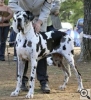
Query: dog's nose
17 18 21 22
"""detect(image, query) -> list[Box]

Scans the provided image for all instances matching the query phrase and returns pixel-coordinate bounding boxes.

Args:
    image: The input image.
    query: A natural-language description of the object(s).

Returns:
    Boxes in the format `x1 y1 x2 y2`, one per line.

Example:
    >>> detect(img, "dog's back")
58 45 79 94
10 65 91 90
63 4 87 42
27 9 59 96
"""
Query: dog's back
38 30 74 59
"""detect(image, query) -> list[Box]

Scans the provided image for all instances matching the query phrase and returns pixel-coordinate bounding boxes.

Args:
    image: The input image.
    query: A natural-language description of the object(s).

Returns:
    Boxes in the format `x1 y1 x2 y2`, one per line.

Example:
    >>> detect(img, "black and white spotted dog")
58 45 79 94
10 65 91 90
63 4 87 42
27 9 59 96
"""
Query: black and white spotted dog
10 11 84 99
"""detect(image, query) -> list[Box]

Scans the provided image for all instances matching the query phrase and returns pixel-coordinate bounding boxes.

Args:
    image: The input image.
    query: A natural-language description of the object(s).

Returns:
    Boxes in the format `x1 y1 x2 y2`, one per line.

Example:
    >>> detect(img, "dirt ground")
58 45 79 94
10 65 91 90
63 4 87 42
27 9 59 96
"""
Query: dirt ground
0 47 91 100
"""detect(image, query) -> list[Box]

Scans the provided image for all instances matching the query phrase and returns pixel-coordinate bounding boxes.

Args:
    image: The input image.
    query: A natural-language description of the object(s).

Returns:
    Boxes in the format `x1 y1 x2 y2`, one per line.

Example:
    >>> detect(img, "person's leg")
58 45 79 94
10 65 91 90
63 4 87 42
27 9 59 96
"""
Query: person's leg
23 61 29 76
14 44 17 56
37 57 50 93
13 42 17 61
9 28 15 47
0 26 9 61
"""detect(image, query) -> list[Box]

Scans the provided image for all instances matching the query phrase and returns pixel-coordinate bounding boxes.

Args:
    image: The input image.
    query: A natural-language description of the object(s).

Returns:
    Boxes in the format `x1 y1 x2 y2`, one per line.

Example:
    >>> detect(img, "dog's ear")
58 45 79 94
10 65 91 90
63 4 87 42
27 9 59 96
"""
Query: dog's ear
26 11 34 21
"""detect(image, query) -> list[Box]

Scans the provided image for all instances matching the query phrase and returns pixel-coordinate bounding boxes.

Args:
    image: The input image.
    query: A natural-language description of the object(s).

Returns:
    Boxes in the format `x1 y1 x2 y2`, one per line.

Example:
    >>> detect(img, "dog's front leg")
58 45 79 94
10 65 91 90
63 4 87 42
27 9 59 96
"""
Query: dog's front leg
11 57 25 97
26 58 37 99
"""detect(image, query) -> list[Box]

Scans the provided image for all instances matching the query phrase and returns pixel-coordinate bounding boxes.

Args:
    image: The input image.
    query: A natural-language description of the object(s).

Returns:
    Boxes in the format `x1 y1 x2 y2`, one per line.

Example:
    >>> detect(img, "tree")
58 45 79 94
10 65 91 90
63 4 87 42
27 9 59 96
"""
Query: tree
82 0 91 61
60 0 84 25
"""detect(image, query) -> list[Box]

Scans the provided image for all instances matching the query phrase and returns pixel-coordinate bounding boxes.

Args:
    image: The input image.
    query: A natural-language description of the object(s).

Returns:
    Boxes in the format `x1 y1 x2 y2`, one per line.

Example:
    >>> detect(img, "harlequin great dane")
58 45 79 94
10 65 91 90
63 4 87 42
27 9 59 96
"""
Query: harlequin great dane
10 11 84 99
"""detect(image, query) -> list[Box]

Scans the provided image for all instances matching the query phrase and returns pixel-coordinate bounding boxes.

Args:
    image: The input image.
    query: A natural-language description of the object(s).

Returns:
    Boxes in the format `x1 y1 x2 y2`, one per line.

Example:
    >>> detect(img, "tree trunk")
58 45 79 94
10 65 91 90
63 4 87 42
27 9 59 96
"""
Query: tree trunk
82 0 91 61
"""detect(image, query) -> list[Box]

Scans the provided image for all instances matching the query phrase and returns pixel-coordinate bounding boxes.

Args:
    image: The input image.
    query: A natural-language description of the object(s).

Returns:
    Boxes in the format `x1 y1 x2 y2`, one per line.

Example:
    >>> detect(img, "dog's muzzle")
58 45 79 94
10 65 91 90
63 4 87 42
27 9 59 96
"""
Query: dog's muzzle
17 18 24 32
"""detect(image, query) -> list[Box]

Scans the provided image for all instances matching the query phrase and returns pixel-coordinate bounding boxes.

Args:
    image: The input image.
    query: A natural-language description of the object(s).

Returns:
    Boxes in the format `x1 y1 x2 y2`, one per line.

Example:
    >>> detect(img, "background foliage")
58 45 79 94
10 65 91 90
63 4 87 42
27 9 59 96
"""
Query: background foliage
4 0 8 5
60 0 84 25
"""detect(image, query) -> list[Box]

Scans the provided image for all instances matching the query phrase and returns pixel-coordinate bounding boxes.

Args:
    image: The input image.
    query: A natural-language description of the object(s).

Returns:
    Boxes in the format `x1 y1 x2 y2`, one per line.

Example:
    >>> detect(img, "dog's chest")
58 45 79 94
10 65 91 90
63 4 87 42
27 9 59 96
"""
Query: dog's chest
16 33 39 60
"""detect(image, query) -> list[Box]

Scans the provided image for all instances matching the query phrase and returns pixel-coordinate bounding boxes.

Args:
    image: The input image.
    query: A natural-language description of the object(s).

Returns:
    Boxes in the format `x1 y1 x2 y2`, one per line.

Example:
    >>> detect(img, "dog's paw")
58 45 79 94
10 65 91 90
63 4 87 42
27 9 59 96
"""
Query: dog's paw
10 91 19 97
77 88 84 93
26 93 33 99
59 85 66 91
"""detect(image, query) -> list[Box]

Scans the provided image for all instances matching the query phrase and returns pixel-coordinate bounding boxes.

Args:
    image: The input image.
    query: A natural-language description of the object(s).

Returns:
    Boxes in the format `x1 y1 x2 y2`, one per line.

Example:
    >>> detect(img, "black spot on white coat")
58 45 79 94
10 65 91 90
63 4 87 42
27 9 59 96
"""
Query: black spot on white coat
63 45 66 50
23 39 27 47
30 76 33 81
27 41 32 47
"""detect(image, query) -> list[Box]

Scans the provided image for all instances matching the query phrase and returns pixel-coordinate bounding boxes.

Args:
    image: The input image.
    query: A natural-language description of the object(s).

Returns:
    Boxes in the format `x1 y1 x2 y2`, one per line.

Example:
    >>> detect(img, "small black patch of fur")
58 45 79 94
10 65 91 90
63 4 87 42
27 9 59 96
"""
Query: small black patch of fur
23 39 27 47
63 45 66 50
27 41 32 47
30 76 33 81
38 48 46 57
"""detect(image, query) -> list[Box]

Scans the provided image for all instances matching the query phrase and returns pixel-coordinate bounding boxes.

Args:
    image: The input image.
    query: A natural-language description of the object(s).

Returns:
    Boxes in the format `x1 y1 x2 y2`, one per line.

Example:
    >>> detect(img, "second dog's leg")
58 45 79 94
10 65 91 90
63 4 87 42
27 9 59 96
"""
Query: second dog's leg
64 55 84 92
10 58 25 96
67 64 71 77
59 62 70 90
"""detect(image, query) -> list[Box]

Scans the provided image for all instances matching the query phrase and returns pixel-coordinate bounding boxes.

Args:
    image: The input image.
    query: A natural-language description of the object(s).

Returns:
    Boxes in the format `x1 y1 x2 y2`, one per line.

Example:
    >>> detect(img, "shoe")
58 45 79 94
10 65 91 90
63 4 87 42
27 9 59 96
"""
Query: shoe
41 83 50 93
13 56 17 61
0 58 5 61
21 83 28 91
21 76 28 91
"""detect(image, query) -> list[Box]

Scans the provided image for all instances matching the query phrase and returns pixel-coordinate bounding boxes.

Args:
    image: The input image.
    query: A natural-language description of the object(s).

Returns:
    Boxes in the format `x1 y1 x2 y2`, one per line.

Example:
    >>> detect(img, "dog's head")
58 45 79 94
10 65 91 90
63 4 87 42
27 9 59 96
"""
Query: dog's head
13 11 34 33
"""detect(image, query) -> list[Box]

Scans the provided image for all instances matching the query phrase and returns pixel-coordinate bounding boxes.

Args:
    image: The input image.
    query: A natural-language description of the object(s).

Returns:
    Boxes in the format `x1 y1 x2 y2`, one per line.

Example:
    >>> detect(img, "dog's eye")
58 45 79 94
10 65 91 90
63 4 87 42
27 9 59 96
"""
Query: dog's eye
23 14 28 23
23 14 28 19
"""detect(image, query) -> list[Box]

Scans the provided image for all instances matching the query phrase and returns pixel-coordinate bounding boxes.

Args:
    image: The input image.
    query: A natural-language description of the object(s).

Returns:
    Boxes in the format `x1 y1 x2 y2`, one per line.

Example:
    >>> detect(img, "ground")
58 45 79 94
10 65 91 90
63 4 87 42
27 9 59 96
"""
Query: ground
0 47 91 100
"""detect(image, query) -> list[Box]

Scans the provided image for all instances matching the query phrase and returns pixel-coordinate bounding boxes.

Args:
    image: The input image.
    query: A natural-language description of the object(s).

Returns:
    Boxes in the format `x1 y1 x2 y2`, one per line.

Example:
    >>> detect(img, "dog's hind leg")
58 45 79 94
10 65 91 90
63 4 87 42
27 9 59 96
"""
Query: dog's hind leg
58 61 70 90
67 63 71 77
10 58 25 97
63 54 84 92
52 53 70 90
